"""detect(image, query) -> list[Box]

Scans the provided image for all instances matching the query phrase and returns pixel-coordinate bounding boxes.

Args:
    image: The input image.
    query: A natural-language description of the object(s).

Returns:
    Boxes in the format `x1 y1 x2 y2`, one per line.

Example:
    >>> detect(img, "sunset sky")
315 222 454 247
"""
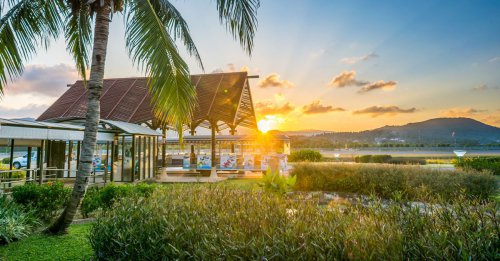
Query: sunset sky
1 0 499 132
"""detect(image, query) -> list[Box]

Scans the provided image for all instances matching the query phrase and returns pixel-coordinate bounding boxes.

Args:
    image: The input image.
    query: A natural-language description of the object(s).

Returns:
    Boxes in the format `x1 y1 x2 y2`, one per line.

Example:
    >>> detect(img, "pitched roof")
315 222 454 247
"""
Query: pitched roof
37 72 257 130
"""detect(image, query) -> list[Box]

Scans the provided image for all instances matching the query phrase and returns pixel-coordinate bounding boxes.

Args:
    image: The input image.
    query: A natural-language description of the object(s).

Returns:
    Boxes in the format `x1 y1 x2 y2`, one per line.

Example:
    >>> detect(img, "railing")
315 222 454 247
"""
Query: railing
0 168 109 195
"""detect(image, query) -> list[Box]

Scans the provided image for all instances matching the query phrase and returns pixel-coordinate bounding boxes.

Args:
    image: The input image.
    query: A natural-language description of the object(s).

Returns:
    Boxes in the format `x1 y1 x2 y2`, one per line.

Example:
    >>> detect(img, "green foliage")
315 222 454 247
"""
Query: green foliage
455 157 500 175
289 149 323 162
355 154 372 163
260 170 296 194
11 182 71 222
80 183 157 218
1 158 10 165
0 223 93 260
292 163 497 202
388 157 426 165
0 165 26 180
0 196 39 245
370 154 392 163
89 186 499 260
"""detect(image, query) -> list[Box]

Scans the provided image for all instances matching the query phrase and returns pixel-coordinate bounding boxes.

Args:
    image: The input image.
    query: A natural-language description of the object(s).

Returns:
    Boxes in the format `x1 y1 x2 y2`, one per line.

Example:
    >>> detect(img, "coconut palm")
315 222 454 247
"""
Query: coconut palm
0 0 259 233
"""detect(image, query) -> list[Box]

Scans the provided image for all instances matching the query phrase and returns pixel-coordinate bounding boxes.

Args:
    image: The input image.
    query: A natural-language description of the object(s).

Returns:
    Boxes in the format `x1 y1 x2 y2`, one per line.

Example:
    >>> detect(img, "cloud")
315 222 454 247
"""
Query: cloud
310 48 327 58
488 56 500 63
358 80 397 93
302 100 345 114
329 71 367 87
255 101 295 115
441 107 487 117
0 104 48 118
472 84 500 91
4 64 79 97
340 53 379 64
258 73 295 88
353 105 417 117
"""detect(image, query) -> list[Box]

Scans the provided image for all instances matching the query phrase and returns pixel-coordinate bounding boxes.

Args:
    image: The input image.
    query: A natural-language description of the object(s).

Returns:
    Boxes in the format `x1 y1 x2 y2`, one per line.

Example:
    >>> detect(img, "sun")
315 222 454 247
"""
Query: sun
257 115 281 133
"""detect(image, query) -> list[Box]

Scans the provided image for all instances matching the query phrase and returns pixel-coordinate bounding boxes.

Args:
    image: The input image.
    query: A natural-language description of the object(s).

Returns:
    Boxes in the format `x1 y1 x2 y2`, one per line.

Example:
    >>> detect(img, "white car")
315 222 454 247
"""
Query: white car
12 152 37 169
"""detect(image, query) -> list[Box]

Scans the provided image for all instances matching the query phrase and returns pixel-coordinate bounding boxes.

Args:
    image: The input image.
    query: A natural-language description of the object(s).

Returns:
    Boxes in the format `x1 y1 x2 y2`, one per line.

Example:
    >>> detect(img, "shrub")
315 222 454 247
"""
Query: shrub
355 155 372 163
0 196 39 244
370 154 392 163
455 157 500 175
260 170 296 194
288 149 323 162
292 163 497 202
389 157 426 165
11 182 71 222
89 186 499 260
0 165 26 179
80 183 157 218
1 158 10 165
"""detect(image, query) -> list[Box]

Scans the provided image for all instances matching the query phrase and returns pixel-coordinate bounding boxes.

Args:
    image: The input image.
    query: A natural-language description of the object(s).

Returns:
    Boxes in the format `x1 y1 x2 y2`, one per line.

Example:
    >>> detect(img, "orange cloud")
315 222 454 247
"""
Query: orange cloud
358 80 397 93
258 73 294 88
353 105 417 117
302 100 345 114
340 53 378 64
255 101 295 115
440 107 487 117
329 71 367 87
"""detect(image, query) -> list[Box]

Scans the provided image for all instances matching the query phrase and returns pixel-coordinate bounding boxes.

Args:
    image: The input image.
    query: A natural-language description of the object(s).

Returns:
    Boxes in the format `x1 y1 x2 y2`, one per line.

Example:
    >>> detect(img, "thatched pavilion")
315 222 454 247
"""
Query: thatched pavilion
37 72 259 175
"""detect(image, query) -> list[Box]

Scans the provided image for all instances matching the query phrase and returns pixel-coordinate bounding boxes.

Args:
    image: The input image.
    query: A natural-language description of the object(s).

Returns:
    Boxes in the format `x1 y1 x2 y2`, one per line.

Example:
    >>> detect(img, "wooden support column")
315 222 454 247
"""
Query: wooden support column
38 140 46 184
161 125 167 170
210 120 216 168
67 141 73 178
8 139 14 187
229 126 236 153
26 147 32 181
190 127 196 165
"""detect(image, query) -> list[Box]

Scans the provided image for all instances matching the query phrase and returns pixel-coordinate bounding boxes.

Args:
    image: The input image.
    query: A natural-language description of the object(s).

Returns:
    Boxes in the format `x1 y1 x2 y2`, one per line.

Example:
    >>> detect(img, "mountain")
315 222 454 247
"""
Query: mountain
288 118 500 146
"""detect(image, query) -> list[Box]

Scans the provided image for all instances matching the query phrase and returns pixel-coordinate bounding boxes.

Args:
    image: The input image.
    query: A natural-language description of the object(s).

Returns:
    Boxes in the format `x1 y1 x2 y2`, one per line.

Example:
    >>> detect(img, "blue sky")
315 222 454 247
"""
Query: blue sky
1 0 499 131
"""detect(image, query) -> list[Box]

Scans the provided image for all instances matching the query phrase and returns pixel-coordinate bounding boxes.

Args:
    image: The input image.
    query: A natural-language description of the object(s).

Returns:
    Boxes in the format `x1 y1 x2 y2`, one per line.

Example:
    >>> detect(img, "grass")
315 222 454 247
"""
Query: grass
0 223 93 261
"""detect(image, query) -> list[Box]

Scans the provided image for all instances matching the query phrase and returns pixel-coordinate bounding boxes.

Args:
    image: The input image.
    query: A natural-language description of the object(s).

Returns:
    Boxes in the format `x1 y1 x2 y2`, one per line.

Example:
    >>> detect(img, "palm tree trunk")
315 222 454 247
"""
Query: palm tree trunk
47 5 111 234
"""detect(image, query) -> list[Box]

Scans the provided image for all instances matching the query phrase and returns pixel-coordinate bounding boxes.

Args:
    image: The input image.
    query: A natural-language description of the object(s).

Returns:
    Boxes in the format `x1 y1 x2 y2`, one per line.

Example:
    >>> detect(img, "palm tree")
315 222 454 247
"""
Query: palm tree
0 0 259 233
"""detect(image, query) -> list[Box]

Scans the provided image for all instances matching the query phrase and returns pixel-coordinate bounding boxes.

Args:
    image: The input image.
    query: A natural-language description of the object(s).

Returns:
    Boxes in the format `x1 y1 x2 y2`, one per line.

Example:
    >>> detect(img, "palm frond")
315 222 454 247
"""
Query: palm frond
0 0 66 96
125 0 197 137
216 0 260 55
65 2 92 84
147 0 204 70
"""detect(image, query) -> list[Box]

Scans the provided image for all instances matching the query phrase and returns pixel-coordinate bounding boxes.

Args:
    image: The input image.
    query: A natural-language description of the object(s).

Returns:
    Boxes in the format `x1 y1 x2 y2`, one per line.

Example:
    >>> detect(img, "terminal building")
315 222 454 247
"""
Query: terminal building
1 72 289 187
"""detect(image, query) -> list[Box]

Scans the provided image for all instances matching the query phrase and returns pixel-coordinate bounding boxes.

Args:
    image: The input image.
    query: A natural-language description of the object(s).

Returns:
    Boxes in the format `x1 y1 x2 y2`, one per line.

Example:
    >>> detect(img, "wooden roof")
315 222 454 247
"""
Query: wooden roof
37 72 257 130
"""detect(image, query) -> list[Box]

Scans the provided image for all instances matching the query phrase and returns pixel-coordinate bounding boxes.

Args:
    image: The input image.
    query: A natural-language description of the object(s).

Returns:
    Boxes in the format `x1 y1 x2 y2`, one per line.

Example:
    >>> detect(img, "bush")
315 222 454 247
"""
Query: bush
389 157 426 165
11 182 71 222
455 157 500 175
292 163 497 202
354 155 372 163
0 165 26 179
260 170 296 194
80 183 157 218
370 155 392 163
1 158 10 165
0 196 39 244
89 186 499 260
288 149 323 162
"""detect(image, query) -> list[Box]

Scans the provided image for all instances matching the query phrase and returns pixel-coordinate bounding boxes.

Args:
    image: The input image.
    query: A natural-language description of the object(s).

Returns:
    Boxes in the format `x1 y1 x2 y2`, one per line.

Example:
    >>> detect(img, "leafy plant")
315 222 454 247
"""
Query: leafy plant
89 186 499 260
11 182 71 222
260 170 296 194
0 196 40 244
292 163 497 202
455 156 500 175
80 183 157 218
288 149 323 162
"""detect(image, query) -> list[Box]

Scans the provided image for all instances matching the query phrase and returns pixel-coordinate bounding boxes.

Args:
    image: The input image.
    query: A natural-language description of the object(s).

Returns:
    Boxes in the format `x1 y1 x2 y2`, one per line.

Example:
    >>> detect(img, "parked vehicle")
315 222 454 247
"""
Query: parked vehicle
12 152 37 169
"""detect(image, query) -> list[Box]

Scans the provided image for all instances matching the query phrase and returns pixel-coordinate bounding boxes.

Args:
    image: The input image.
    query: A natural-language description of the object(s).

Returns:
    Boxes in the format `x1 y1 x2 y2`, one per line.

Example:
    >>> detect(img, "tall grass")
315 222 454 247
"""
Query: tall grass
89 185 499 260
292 163 497 202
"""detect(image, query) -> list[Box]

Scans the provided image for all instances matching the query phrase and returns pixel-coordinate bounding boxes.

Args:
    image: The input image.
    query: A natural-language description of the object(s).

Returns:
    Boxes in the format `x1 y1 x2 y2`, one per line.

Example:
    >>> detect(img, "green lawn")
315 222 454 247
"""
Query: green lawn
0 223 93 261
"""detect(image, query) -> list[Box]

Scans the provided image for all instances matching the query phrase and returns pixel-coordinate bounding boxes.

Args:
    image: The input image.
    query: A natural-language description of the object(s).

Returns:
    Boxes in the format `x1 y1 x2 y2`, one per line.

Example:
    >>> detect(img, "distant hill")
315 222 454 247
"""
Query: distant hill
286 118 500 147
